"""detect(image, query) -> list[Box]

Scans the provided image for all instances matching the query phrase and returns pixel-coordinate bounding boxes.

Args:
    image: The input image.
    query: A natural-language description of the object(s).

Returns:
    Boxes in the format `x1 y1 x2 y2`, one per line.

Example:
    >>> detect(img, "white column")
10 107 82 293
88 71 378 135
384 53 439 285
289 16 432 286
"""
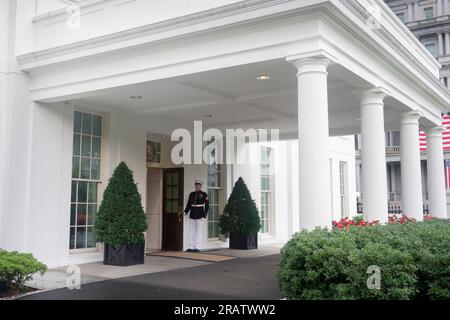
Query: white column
438 0 443 16
360 88 389 223
414 2 421 20
289 53 333 230
445 32 450 55
445 0 450 15
400 112 424 220
426 126 447 218
408 3 414 22
438 33 444 57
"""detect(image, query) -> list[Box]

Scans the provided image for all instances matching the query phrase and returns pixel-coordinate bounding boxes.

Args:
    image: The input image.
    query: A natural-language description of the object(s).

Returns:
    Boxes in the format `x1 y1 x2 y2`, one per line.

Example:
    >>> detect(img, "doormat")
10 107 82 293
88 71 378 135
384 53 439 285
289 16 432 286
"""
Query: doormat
146 251 236 263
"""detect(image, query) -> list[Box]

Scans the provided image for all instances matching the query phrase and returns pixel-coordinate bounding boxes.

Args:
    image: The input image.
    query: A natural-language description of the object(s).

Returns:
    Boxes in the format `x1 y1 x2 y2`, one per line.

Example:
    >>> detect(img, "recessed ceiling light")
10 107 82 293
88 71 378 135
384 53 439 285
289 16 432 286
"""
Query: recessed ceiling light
130 96 142 100
257 75 270 80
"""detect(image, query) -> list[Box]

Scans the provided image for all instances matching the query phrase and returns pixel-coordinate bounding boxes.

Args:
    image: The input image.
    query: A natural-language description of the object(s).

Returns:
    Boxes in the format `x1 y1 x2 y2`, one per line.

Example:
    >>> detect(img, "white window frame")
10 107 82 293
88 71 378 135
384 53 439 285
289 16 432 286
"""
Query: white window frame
396 11 406 22
70 109 103 253
206 141 222 240
423 6 435 20
339 161 349 218
423 41 437 58
260 147 273 235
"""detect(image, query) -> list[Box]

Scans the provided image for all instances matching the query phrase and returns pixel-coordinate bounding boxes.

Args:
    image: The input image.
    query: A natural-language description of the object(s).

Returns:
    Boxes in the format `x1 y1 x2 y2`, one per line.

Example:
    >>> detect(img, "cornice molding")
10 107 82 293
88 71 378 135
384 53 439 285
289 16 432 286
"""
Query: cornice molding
338 0 449 104
18 0 293 68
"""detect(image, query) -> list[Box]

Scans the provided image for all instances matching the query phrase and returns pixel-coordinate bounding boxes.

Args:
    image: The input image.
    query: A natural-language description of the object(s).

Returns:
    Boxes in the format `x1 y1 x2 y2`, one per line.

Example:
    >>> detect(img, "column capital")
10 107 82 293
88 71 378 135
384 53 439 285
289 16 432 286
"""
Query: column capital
359 87 390 106
425 125 445 137
400 110 423 125
287 50 337 75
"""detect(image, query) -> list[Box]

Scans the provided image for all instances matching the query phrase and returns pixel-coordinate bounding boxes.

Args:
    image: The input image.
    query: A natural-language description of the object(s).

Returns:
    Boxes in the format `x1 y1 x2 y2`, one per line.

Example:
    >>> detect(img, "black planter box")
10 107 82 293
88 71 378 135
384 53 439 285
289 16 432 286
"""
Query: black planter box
103 243 145 266
229 233 258 250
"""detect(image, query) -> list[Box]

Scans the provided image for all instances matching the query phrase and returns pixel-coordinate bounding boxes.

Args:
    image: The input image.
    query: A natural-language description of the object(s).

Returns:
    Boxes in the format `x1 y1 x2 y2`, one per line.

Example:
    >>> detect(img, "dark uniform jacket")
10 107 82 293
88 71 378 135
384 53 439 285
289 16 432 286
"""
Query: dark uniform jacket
184 191 209 219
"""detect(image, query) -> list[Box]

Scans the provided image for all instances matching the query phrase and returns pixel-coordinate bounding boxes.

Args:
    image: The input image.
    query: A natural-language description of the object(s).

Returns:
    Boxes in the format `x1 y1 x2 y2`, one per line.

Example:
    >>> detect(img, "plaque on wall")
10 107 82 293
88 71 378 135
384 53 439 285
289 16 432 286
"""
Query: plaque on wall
146 140 161 163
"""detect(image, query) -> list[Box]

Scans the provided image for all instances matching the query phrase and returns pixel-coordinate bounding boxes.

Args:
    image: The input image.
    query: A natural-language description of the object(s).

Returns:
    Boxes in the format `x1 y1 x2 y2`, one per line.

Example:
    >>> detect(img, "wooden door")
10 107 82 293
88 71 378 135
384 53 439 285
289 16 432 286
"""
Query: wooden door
162 168 184 250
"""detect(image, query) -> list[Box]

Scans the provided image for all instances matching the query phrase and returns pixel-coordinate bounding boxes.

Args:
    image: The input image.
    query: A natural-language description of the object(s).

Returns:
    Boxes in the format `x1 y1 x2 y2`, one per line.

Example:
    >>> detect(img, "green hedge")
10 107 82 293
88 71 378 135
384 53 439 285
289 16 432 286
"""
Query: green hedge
278 219 450 300
0 250 47 292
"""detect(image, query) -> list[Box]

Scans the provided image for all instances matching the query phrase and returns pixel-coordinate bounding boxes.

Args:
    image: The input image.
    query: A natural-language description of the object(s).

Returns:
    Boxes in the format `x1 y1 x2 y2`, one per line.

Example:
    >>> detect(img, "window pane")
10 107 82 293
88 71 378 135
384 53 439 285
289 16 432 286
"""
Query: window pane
73 134 81 156
426 44 436 57
208 222 214 238
261 176 269 190
165 200 172 213
92 137 101 158
165 173 173 185
88 204 97 225
166 187 173 199
91 159 100 180
261 192 269 205
396 13 404 22
87 227 96 248
172 187 179 199
81 158 91 179
81 135 91 157
82 113 92 135
74 111 82 133
88 183 97 203
70 204 76 226
92 115 102 136
71 181 77 203
172 173 179 185
77 204 87 226
78 182 87 203
72 156 80 179
171 200 178 213
69 227 76 249
76 227 86 249
208 189 217 204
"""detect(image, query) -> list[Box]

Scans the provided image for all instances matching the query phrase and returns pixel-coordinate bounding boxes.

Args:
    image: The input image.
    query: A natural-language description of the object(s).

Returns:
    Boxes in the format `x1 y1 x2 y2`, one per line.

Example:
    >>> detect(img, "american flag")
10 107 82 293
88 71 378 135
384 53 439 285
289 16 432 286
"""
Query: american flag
419 114 450 151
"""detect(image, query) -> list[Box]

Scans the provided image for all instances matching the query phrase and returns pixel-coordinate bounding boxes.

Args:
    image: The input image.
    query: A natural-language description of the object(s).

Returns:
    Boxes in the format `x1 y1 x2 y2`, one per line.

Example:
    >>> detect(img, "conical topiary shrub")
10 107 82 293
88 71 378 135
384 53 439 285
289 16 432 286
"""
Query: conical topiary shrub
96 162 148 266
219 177 261 249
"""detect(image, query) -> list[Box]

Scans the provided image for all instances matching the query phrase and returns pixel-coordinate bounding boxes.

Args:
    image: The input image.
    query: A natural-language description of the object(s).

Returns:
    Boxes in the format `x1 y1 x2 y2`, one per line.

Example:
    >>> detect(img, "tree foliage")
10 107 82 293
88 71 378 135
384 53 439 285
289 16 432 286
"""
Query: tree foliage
219 177 261 235
95 162 148 245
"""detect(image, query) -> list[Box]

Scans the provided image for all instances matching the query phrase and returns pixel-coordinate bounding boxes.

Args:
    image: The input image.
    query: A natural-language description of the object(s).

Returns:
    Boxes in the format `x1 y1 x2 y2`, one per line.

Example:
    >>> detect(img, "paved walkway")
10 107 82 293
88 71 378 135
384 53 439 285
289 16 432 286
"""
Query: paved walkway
21 248 282 300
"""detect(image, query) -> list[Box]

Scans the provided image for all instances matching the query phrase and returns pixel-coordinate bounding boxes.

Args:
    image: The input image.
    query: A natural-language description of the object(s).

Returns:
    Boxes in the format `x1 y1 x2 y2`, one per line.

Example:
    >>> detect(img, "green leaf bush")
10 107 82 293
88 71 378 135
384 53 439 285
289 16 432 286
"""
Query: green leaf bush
278 219 450 300
218 177 261 235
95 162 148 246
0 250 47 292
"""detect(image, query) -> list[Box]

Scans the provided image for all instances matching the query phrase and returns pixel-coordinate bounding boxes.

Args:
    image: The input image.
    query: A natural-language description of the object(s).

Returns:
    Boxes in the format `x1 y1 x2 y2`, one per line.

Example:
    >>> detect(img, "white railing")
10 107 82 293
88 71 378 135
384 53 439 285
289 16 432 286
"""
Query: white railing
385 146 400 155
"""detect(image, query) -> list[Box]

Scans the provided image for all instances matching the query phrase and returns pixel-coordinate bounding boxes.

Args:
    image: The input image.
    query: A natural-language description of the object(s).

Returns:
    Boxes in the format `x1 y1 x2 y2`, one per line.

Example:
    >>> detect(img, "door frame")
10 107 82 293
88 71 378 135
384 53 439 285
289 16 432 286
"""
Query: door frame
161 167 184 250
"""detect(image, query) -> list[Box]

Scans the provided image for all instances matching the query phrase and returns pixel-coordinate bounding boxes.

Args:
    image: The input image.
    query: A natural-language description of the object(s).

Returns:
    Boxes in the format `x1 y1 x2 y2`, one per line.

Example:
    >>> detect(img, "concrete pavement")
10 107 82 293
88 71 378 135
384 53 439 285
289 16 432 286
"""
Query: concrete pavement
21 253 282 300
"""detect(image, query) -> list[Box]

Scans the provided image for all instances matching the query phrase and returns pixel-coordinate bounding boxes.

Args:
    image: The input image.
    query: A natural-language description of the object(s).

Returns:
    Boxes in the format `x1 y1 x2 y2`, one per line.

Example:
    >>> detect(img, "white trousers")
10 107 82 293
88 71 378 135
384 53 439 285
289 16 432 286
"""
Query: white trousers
189 218 203 250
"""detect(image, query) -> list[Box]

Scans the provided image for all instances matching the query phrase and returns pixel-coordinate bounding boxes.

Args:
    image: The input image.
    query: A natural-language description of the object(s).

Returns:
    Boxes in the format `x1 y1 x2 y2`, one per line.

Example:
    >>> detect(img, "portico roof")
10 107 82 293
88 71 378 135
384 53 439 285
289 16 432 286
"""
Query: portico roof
16 0 449 131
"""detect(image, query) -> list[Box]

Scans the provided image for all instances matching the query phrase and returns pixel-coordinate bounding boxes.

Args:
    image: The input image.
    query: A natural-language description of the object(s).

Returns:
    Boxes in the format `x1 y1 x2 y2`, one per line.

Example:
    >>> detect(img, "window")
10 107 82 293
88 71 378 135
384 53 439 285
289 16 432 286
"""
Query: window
339 161 349 218
70 111 102 250
386 131 400 146
260 147 272 234
396 12 405 23
425 43 437 57
207 145 222 239
445 160 450 190
424 6 434 20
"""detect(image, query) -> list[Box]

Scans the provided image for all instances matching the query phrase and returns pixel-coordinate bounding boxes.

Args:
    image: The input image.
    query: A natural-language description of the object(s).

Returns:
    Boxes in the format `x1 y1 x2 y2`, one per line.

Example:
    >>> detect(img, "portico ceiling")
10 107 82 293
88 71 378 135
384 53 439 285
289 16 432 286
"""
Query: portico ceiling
71 58 407 137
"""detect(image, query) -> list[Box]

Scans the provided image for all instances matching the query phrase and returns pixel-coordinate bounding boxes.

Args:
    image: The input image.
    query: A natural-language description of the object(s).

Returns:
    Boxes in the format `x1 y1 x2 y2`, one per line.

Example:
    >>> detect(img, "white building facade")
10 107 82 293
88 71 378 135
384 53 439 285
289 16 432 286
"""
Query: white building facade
353 1 450 217
0 0 448 268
